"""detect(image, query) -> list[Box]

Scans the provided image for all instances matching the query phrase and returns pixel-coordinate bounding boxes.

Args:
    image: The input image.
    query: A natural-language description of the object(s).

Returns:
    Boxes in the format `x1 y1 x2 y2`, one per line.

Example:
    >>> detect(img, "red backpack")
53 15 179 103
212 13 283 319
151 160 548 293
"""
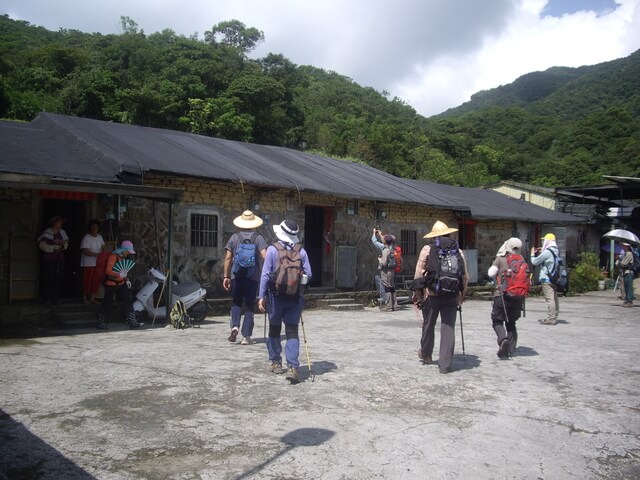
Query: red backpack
500 253 530 300
393 245 403 273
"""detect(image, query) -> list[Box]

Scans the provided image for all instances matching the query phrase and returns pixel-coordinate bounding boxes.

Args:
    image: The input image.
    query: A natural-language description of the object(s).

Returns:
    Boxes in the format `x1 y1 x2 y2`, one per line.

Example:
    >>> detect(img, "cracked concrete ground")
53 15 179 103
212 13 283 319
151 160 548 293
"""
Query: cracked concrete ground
1 291 639 479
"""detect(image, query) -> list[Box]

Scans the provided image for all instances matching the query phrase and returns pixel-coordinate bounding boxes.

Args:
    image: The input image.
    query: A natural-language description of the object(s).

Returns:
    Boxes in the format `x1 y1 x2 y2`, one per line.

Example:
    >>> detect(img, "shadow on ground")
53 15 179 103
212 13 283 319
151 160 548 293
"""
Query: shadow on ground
0 409 95 480
235 428 335 480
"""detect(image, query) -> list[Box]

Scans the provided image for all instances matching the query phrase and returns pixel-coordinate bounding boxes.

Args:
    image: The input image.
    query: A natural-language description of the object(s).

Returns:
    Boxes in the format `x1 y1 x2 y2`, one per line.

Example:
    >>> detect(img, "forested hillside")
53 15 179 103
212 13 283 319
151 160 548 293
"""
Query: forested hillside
1 14 639 187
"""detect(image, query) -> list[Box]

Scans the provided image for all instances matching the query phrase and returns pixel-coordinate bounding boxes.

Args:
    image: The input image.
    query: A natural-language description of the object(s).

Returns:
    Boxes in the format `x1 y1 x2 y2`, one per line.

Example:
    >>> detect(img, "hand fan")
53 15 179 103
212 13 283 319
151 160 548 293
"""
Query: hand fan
112 259 135 275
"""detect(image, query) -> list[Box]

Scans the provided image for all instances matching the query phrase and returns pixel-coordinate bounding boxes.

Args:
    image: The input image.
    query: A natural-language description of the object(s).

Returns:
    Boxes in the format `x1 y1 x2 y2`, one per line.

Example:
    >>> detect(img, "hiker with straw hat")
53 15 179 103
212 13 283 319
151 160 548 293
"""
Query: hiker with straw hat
258 219 312 384
223 210 268 345
413 220 468 374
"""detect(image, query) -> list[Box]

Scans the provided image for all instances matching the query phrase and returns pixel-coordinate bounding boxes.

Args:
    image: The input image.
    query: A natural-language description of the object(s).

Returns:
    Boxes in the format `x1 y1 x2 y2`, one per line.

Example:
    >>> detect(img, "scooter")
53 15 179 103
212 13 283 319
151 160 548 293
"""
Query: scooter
133 268 208 323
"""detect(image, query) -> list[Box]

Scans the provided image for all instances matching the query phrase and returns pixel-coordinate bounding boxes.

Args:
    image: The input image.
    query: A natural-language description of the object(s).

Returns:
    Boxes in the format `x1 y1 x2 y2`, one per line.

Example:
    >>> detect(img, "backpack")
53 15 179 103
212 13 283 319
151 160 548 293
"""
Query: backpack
549 250 569 293
393 245 403 273
630 251 640 277
232 233 258 278
425 237 465 296
500 253 530 300
170 300 192 329
270 243 303 297
383 245 397 270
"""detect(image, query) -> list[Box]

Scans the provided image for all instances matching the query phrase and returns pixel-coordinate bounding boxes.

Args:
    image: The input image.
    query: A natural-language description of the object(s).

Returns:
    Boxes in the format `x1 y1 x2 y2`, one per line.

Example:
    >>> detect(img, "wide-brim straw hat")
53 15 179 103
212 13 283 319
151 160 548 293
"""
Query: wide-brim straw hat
233 210 263 229
273 220 300 244
423 220 459 239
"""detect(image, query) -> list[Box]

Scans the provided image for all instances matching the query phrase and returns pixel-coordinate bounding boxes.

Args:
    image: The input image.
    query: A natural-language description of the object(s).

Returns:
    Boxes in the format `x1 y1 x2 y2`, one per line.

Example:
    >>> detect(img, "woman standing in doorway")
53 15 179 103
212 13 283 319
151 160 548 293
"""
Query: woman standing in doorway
38 216 69 305
80 220 106 304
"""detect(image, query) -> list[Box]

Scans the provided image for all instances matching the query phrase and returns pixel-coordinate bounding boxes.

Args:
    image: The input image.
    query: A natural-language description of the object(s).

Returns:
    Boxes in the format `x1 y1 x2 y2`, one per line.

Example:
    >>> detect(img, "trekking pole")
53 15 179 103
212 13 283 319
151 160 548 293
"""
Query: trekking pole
300 314 315 382
152 268 169 327
457 305 466 362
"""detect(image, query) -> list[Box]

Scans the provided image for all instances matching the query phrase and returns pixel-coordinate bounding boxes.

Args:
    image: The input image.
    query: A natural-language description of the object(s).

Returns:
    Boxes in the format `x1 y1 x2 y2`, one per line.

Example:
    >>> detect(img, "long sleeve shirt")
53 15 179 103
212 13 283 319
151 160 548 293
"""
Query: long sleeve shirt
258 241 312 299
618 251 634 273
530 247 558 283
371 233 384 252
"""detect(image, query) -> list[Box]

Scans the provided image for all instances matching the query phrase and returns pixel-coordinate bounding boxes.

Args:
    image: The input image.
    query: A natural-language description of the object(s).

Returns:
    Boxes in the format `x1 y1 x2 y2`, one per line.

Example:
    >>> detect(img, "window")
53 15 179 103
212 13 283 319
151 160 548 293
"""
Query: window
190 213 218 247
400 230 417 256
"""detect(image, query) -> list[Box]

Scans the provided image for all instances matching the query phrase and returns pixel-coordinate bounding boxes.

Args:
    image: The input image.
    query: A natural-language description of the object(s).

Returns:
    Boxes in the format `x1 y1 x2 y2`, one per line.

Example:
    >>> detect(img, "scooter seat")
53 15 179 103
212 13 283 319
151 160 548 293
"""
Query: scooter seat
172 282 202 297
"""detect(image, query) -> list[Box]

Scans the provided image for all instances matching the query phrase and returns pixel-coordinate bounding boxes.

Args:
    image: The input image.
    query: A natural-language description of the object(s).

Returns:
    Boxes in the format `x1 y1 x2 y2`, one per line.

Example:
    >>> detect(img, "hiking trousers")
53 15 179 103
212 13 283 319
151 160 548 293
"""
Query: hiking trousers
541 282 559 322
420 295 458 371
230 278 258 338
266 294 303 368
623 272 635 303
491 295 522 353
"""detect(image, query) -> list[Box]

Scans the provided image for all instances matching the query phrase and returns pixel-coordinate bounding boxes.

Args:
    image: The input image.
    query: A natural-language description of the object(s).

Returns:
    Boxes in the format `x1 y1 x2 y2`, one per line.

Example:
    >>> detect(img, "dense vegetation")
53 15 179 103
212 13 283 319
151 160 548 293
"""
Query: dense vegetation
1 14 639 187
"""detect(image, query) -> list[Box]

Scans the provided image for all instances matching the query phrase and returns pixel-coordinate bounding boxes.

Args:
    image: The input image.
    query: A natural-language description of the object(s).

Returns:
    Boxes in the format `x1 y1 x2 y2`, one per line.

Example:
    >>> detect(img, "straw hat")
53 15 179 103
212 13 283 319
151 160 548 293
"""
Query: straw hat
423 220 459 239
273 219 300 244
233 210 263 229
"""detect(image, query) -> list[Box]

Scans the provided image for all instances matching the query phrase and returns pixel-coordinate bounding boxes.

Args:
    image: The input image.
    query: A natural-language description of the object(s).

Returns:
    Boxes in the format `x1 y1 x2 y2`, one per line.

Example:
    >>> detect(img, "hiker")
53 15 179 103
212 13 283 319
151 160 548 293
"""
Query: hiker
96 240 143 330
488 238 529 358
258 219 312 384
38 216 69 306
616 242 635 307
223 210 268 345
531 233 560 325
80 219 106 304
371 229 397 311
413 221 468 374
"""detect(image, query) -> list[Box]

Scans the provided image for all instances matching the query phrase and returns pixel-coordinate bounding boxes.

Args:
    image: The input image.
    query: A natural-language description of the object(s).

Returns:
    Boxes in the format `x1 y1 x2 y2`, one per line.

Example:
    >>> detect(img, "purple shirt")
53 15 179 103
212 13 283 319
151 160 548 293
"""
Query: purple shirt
259 241 312 298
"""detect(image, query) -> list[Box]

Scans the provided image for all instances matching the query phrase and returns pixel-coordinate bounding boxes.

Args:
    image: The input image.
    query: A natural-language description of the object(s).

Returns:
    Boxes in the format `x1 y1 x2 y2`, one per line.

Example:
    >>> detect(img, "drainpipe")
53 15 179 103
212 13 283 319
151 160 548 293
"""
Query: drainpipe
165 201 175 321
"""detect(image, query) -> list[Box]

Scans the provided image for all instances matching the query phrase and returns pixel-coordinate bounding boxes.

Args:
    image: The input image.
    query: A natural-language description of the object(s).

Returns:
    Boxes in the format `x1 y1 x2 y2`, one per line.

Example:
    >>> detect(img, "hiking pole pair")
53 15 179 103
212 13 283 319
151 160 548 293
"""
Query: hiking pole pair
457 305 466 362
300 314 315 382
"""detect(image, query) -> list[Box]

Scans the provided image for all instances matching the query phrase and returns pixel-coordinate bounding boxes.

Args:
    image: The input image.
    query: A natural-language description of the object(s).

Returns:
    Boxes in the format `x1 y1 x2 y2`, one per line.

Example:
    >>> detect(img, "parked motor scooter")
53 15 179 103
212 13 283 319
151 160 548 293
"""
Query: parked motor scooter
133 268 208 323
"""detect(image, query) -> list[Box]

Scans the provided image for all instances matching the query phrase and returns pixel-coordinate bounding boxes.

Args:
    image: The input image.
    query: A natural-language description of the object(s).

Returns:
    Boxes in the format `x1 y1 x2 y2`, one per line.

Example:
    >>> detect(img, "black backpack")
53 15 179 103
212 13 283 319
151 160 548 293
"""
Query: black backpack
549 250 569 293
425 237 465 296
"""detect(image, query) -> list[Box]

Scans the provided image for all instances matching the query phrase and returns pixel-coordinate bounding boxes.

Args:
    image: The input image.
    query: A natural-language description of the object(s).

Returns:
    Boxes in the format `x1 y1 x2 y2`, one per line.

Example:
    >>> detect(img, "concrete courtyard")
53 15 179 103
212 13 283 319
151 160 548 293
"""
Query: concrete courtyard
1 292 639 479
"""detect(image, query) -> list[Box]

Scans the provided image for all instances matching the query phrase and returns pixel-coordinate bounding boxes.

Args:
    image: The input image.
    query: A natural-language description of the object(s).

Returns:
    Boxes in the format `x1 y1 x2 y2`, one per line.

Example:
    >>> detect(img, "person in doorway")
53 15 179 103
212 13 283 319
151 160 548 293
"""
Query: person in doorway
414 221 468 374
97 240 143 330
531 233 560 325
38 216 69 305
488 238 525 358
372 229 397 311
258 220 312 384
223 210 268 345
80 220 106 304
616 242 635 307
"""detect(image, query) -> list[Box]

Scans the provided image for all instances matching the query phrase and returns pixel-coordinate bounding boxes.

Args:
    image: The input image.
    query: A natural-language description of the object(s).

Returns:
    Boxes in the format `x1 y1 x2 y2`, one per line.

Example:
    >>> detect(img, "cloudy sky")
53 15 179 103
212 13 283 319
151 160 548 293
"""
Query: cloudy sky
3 0 639 116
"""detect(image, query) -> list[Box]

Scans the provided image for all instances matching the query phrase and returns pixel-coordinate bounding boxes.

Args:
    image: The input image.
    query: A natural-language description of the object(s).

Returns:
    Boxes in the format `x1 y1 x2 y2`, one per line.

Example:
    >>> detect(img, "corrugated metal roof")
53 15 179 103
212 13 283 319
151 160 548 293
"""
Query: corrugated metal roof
0 113 582 224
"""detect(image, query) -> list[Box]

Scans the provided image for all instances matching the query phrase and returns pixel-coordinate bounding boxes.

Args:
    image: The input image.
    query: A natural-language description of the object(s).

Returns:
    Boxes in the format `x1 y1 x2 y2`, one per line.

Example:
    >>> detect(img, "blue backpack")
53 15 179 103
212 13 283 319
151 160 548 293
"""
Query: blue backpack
232 233 259 278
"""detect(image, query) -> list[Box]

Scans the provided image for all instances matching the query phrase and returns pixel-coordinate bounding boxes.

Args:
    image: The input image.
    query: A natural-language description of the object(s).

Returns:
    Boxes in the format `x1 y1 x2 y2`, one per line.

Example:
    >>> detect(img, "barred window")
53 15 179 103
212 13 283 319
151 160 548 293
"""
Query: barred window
190 213 218 248
400 230 417 256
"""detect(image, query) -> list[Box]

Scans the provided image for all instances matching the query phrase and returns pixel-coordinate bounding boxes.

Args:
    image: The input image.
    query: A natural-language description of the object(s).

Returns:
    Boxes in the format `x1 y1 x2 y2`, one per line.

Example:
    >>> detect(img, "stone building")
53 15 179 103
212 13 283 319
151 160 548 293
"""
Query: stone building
0 113 580 306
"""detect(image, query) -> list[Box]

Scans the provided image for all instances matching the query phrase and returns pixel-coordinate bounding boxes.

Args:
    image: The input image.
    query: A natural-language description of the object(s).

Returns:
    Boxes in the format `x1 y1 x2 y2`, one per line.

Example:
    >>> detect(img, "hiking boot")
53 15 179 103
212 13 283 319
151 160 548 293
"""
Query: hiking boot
541 319 557 325
497 339 510 359
96 312 108 330
286 367 300 384
127 312 144 329
417 349 432 365
241 337 254 345
228 327 239 343
623 302 634 308
269 361 284 374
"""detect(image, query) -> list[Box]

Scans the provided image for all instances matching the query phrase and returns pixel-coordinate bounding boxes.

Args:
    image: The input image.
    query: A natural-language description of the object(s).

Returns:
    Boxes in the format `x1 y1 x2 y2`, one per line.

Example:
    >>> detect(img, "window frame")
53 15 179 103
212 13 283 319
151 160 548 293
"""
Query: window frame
400 229 418 256
189 208 220 250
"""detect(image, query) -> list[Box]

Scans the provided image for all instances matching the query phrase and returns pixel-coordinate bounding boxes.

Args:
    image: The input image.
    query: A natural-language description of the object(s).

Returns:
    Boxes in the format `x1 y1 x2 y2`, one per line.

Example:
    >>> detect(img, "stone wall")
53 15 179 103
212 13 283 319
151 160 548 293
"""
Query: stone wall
139 174 458 295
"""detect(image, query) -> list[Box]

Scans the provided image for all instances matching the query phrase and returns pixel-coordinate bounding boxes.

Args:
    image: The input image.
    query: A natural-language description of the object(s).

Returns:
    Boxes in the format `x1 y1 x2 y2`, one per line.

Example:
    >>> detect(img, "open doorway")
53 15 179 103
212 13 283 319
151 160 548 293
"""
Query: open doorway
304 206 325 287
41 198 89 299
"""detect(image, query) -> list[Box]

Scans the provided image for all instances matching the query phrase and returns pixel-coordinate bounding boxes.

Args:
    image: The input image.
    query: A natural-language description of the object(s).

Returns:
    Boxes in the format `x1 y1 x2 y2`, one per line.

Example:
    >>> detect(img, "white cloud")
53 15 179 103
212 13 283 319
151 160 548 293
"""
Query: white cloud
3 0 640 117
394 0 640 115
